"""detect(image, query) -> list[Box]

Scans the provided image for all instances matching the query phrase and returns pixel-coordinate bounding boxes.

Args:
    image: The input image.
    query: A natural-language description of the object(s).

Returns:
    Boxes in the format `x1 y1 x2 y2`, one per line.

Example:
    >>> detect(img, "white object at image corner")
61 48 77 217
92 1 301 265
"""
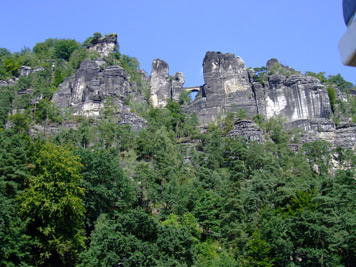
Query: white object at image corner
339 18 356 67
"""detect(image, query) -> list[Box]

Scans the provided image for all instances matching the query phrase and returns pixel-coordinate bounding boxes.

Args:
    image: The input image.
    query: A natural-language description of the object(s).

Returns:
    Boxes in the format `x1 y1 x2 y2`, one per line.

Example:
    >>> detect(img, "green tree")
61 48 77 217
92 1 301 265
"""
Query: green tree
245 229 275 267
305 71 328 84
18 142 86 266
79 211 161 267
0 130 30 197
302 140 332 175
53 39 79 61
77 148 132 231
0 193 34 266
327 73 354 91
193 190 222 237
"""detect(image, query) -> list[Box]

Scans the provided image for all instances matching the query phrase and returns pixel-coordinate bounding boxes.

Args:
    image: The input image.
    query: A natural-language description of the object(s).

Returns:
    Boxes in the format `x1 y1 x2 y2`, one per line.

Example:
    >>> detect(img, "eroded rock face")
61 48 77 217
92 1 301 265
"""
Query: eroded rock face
150 59 171 108
19 66 32 77
228 120 265 143
171 72 185 102
52 59 132 116
263 74 332 123
203 52 251 94
51 58 147 132
297 123 356 150
185 51 257 125
118 113 147 133
87 34 118 57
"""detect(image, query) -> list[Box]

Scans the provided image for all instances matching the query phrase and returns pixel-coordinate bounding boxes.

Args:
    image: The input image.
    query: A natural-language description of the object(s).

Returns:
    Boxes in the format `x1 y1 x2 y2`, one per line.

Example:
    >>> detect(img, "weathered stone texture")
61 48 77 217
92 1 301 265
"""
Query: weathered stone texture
52 60 131 116
118 113 147 133
171 72 185 102
298 123 356 150
150 59 171 108
87 33 118 57
264 74 332 123
228 120 265 142
186 52 257 125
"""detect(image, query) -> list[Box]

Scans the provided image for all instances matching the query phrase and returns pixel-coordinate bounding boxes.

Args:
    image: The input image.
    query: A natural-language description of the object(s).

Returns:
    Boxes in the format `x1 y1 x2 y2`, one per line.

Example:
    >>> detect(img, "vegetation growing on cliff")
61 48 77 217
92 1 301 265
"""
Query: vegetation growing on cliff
1 34 356 266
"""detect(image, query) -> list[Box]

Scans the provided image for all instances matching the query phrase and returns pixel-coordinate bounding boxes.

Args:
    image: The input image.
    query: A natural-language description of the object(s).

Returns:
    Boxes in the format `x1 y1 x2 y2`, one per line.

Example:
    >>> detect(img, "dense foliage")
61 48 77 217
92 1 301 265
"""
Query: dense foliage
1 34 356 266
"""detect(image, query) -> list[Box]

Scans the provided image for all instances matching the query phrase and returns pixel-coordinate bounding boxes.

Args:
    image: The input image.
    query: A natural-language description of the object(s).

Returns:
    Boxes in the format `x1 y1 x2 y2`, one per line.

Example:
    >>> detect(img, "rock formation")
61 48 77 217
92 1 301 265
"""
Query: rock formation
4 31 353 150
52 59 132 116
51 52 147 131
171 72 185 102
150 59 171 108
149 59 185 107
228 120 265 143
87 33 118 58
46 34 149 133
0 80 7 88
260 59 332 128
148 51 356 149
185 52 257 125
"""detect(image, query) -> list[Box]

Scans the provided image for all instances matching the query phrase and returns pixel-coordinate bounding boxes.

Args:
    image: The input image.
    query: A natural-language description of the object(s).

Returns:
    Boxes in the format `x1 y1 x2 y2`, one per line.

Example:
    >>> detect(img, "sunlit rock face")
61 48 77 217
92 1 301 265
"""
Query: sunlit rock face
150 52 332 128
87 33 118 58
203 52 251 95
52 60 131 116
150 59 171 108
185 51 258 125
171 72 185 102
262 59 332 124
51 58 147 132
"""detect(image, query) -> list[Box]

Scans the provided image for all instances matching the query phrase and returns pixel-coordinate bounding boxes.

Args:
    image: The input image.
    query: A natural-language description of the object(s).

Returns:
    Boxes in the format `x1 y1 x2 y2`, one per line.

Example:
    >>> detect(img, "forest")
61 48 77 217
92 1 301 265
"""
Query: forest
0 33 356 266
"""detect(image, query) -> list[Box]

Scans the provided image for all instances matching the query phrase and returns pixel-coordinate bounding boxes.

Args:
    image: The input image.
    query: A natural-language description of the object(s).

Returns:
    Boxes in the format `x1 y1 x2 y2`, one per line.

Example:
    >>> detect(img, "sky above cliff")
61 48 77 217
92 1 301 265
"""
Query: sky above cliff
1 0 354 87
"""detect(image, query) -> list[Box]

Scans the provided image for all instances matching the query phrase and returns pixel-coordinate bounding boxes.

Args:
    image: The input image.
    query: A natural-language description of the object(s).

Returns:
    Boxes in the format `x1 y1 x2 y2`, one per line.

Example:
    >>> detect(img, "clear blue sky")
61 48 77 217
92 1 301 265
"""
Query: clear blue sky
1 0 354 87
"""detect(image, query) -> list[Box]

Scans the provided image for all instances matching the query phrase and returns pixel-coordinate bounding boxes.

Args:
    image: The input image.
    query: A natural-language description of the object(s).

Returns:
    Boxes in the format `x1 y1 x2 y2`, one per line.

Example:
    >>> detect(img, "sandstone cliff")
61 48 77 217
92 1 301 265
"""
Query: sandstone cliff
150 51 355 150
51 34 147 132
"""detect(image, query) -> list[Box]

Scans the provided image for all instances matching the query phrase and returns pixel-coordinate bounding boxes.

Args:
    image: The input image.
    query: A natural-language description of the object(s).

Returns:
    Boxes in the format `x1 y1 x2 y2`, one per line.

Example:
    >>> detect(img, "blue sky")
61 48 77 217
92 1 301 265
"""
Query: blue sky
1 0 354 87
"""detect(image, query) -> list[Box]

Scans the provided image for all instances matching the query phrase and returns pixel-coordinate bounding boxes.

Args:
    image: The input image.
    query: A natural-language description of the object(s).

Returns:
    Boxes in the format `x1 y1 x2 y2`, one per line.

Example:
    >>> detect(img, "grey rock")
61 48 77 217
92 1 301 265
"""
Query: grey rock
267 58 300 74
284 118 335 132
51 76 73 110
172 72 185 102
118 113 147 132
7 79 16 86
228 120 265 142
185 52 257 126
33 66 45 73
266 58 280 71
19 66 44 77
263 62 332 123
297 123 356 150
29 121 78 139
52 60 132 116
50 57 147 132
19 66 32 77
269 73 287 87
150 59 171 107
87 33 118 58
202 52 251 95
